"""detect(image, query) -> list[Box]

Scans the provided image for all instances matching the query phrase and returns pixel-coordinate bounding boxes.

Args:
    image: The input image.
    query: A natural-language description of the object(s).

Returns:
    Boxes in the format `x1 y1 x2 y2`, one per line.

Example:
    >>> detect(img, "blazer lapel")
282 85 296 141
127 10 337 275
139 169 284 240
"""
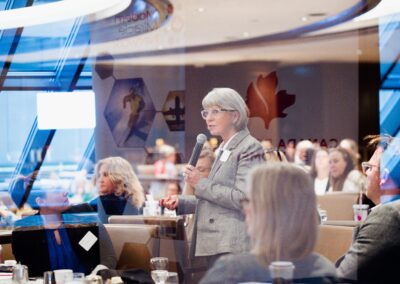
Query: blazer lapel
208 129 250 179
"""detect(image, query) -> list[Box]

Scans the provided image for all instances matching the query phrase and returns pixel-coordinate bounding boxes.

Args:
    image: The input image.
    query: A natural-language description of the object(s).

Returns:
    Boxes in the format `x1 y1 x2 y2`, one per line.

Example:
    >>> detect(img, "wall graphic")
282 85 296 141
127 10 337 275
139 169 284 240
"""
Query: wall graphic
162 90 185 131
246 72 296 129
104 78 156 148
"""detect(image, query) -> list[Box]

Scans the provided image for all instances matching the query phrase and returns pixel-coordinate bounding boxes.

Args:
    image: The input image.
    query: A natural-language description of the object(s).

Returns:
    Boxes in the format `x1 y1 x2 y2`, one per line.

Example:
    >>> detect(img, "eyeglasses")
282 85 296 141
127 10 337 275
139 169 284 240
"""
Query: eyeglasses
361 162 379 173
200 108 236 119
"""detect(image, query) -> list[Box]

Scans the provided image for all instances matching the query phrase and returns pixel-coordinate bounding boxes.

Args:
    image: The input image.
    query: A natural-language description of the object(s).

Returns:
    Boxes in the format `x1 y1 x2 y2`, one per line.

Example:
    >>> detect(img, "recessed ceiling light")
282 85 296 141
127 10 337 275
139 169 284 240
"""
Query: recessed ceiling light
301 16 308 22
308 13 327 17
243 32 250 38
197 7 205 13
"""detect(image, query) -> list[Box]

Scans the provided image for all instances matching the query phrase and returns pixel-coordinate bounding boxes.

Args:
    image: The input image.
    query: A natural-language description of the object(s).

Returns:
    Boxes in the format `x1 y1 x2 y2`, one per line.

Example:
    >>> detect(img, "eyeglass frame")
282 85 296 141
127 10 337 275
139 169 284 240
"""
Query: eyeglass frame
200 108 236 119
361 161 379 174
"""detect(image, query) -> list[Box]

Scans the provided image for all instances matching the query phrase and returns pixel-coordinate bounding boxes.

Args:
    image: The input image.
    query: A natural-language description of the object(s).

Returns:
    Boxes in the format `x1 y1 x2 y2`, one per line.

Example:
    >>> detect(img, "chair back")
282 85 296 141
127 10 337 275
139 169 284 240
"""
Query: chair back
108 215 186 278
317 193 359 220
315 224 355 262
104 224 159 271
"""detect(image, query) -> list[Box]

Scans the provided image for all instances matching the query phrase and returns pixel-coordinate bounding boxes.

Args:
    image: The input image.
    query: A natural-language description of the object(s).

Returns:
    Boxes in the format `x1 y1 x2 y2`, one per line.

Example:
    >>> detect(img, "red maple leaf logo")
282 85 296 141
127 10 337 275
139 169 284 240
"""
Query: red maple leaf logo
246 72 296 129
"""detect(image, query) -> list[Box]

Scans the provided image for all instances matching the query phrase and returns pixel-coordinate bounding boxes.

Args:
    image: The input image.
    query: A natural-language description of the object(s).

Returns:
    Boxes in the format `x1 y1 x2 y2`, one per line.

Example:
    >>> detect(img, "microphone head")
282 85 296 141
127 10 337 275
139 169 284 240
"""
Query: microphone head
196 133 207 144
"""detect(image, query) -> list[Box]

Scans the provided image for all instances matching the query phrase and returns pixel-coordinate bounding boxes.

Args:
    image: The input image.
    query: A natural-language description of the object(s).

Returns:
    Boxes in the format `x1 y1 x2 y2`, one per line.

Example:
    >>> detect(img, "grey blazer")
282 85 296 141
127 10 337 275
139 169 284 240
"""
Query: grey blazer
200 252 338 284
336 199 400 283
178 128 265 256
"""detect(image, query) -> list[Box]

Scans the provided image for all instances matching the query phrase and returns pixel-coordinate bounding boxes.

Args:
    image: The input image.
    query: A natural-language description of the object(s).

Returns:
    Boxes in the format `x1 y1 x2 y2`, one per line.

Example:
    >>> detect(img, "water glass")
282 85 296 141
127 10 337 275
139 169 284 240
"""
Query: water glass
43 271 55 284
150 257 169 270
319 209 328 223
12 264 29 284
151 270 169 284
166 272 179 284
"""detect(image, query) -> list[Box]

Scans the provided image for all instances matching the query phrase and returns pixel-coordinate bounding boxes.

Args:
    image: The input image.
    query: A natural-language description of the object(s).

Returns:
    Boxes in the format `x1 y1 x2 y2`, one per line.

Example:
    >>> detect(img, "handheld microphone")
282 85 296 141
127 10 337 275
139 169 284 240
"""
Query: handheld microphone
188 134 207 166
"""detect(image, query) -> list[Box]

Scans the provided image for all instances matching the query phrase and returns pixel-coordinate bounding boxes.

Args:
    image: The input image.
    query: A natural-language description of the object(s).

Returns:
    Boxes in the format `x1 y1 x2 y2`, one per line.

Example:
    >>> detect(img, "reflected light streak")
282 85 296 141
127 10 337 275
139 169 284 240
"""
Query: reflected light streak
0 0 131 30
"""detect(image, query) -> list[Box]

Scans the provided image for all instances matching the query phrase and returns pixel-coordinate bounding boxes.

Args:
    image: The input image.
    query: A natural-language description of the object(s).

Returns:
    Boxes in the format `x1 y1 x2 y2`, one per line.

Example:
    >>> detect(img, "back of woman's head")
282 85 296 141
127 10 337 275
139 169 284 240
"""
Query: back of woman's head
248 163 318 265
94 156 144 208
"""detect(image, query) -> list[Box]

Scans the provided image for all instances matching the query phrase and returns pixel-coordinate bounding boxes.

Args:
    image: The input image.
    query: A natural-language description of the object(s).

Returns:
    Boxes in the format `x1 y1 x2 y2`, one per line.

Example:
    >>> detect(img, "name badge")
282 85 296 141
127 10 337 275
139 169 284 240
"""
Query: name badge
220 150 231 162
79 231 98 251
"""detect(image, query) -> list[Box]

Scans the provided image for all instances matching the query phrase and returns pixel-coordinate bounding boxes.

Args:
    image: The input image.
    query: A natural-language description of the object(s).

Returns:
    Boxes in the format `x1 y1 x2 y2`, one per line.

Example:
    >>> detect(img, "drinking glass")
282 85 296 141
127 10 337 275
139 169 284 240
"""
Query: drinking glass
166 272 179 284
150 257 169 270
43 271 55 284
12 264 29 284
151 270 169 284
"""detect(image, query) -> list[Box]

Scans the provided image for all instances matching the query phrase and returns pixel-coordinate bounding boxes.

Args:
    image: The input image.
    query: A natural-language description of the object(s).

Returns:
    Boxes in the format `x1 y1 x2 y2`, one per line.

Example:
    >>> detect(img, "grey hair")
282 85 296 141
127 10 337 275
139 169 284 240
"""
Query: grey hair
202 88 249 131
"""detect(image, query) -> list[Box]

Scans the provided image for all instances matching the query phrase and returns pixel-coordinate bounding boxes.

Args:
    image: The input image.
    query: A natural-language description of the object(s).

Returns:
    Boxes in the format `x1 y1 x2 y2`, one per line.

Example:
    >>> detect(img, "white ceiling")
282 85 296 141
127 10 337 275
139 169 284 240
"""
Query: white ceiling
6 0 400 66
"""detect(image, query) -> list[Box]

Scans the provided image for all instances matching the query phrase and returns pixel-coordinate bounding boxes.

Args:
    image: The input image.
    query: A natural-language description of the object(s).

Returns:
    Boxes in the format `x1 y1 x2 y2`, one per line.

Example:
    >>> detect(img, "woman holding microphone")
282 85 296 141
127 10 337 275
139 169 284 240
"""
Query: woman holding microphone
163 88 265 267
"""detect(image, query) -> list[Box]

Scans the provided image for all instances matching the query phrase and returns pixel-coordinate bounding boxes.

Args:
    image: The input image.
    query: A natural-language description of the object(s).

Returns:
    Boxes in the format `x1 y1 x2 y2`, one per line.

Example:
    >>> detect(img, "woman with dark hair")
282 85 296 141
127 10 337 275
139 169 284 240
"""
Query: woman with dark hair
310 148 330 195
328 147 366 193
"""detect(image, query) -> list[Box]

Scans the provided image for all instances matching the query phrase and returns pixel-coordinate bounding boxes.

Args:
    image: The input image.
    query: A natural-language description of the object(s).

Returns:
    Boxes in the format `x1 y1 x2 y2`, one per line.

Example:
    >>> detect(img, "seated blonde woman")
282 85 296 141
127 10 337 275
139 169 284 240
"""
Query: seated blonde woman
92 157 145 224
201 163 337 284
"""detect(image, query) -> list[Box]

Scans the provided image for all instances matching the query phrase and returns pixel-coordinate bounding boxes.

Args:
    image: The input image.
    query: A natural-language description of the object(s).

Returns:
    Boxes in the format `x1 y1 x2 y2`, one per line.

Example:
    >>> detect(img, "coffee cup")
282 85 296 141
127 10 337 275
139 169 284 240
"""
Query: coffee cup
353 204 369 221
54 269 73 284
269 261 295 284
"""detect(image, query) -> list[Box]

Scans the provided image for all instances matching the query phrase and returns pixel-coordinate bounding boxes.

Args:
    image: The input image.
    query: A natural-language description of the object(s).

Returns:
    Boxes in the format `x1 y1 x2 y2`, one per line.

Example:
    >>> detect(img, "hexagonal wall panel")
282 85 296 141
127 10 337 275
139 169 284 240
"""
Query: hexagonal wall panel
104 78 156 148
162 90 185 131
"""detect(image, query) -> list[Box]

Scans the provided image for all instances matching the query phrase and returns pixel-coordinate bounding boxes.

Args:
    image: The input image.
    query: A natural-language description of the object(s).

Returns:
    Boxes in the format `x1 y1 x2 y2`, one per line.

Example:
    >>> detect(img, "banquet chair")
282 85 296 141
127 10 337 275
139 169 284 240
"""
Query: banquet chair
315 224 355 262
317 193 359 221
108 215 187 281
104 224 160 271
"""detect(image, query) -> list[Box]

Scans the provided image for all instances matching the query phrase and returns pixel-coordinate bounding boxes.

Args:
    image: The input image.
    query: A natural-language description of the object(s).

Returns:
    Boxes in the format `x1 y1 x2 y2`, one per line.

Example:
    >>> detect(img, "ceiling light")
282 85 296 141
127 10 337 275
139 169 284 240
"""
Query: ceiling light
0 0 131 30
243 32 250 38
301 16 308 22
197 7 205 13
308 13 327 17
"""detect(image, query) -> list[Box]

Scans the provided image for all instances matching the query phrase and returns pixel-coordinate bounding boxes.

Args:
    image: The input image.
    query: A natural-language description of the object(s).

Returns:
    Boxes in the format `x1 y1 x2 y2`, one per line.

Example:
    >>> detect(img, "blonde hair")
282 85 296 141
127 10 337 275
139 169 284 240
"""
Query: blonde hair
248 163 318 265
93 156 145 208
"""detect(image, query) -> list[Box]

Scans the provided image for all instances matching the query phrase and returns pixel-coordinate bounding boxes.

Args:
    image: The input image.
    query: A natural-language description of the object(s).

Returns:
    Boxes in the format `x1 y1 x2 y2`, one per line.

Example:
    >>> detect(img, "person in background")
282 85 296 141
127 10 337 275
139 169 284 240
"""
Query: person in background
154 144 178 177
92 157 145 224
310 148 330 195
336 135 400 283
264 147 287 162
285 140 296 162
339 138 361 170
12 188 116 277
183 148 215 196
201 163 337 283
163 88 265 269
165 182 182 198
294 140 314 172
328 147 366 193
260 140 274 151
